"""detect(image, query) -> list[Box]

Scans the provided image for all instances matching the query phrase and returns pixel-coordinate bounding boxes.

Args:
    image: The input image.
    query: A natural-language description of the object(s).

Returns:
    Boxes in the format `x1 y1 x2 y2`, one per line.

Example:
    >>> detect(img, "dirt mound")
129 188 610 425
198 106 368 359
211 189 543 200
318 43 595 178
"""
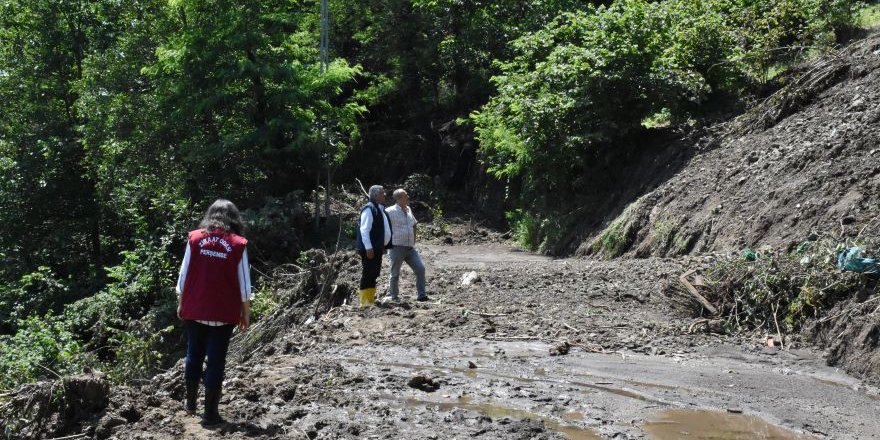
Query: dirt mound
804 294 880 385
580 33 880 259
0 372 111 439
576 32 880 385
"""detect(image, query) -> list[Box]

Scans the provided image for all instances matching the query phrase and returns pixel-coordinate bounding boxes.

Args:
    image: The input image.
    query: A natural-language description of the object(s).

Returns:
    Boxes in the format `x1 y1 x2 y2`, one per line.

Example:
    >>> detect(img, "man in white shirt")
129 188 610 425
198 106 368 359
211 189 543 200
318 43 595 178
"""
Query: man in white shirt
384 188 427 302
355 185 391 306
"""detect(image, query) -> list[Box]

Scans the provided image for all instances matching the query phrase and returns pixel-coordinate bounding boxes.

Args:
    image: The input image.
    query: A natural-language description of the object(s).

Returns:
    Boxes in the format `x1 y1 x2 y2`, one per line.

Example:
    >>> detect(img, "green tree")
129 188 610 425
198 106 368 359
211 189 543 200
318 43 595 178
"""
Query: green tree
75 0 187 260
0 0 101 280
144 0 363 203
473 0 858 211
329 0 592 179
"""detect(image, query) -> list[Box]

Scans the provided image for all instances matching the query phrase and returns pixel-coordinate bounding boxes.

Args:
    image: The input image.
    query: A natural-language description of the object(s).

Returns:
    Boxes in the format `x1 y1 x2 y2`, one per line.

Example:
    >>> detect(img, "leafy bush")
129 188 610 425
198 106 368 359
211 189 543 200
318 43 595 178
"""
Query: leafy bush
241 192 309 265
474 0 859 214
63 239 176 338
506 209 564 253
0 238 181 391
107 323 175 383
251 284 282 323
0 315 89 390
506 209 540 250
0 267 69 334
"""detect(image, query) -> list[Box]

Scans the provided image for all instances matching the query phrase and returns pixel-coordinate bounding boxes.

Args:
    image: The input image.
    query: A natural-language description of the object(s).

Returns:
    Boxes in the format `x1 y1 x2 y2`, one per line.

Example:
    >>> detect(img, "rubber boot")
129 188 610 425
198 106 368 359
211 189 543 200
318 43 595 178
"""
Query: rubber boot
202 387 224 425
184 379 199 414
358 288 376 307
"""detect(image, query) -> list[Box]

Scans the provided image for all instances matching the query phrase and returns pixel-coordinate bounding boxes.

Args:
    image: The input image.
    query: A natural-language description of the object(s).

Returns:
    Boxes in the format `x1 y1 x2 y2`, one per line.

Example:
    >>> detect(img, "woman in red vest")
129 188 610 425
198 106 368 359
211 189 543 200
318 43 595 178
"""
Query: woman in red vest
176 199 252 425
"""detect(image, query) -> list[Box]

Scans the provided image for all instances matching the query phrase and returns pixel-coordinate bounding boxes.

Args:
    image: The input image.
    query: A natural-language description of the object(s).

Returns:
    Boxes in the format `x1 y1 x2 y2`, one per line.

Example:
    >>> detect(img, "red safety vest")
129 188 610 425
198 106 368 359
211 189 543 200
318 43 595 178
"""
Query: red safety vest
179 229 248 324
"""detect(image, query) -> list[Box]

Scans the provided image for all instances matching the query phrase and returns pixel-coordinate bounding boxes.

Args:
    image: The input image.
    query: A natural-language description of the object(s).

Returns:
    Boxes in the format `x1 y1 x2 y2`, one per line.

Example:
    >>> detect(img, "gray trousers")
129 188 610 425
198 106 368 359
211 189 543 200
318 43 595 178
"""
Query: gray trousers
388 246 426 299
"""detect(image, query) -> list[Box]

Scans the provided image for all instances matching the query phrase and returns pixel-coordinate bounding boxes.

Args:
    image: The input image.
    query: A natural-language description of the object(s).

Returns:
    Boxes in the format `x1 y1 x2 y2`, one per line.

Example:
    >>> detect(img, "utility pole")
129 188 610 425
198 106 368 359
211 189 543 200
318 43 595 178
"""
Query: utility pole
315 0 330 230
315 0 331 229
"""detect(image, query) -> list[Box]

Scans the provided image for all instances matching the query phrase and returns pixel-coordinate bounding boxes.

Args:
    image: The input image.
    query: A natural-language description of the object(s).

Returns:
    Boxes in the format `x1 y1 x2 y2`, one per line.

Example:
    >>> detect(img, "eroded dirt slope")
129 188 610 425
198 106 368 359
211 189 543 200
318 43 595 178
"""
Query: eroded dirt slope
579 33 880 258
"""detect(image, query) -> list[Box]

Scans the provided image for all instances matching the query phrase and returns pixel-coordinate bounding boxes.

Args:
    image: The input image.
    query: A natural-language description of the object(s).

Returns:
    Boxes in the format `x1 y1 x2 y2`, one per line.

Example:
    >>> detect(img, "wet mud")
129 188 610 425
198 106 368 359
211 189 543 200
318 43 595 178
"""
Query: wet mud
104 242 879 439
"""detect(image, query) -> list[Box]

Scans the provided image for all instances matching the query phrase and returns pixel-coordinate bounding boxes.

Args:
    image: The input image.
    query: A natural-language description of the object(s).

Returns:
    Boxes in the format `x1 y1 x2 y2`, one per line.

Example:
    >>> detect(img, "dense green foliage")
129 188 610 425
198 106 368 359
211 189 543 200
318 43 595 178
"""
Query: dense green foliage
0 0 862 392
0 0 363 391
473 0 858 248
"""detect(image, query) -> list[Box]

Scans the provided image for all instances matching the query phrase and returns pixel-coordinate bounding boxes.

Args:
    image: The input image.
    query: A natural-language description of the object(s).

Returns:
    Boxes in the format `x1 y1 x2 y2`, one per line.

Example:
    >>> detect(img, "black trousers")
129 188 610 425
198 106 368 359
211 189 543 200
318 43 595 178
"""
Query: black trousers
359 250 383 289
184 320 235 390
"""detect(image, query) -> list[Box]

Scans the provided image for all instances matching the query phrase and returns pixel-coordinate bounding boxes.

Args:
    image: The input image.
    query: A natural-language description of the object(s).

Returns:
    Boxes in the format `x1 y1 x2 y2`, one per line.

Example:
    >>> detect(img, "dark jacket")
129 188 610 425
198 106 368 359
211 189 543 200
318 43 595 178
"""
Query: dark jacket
355 202 392 252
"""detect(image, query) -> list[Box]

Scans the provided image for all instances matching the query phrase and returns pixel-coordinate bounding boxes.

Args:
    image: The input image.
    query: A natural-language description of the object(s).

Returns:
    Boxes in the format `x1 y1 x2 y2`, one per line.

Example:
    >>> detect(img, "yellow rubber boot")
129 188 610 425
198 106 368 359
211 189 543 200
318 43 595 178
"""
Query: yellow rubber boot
358 288 376 307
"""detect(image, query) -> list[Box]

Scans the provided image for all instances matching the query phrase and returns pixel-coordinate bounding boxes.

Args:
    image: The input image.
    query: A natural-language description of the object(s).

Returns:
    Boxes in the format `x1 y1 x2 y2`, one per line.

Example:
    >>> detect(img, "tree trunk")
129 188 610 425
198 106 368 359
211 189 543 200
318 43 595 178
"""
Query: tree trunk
314 171 321 229
324 166 331 217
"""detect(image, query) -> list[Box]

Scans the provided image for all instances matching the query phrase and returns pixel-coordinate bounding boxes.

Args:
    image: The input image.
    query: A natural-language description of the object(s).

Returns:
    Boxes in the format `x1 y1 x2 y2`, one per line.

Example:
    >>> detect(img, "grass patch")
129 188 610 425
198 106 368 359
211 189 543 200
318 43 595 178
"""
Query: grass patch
589 198 645 258
858 2 880 28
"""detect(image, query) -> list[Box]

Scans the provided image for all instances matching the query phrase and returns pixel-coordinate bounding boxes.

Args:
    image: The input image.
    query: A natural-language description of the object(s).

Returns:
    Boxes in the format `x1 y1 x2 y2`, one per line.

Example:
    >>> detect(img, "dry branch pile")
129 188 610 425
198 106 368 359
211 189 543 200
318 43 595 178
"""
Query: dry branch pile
667 241 877 336
232 249 359 362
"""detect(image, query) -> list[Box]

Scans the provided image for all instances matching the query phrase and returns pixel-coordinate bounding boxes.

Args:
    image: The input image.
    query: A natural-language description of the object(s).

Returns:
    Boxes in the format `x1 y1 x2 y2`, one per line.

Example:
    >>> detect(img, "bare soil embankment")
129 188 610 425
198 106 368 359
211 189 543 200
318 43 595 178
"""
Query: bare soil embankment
580 34 880 259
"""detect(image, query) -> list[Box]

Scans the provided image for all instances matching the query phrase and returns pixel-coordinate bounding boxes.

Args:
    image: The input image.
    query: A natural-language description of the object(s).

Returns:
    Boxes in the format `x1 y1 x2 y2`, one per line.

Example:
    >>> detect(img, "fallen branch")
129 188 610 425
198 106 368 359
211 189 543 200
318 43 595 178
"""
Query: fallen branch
679 269 718 315
587 303 613 312
561 321 582 333
688 318 710 333
482 335 540 341
819 295 880 323
567 341 605 353
465 309 509 318
772 302 785 350
354 178 369 198
44 434 88 440
36 363 62 379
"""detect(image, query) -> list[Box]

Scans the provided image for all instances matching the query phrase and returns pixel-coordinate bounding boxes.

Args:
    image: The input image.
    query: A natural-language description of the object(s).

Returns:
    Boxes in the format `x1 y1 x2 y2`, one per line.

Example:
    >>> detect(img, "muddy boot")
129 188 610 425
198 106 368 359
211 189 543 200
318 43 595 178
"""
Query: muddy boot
202 387 224 425
184 380 199 414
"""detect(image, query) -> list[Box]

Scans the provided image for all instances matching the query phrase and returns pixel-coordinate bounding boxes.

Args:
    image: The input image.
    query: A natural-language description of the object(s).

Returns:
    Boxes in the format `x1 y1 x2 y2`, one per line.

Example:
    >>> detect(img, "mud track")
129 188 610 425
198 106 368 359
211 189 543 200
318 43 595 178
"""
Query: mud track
117 243 879 439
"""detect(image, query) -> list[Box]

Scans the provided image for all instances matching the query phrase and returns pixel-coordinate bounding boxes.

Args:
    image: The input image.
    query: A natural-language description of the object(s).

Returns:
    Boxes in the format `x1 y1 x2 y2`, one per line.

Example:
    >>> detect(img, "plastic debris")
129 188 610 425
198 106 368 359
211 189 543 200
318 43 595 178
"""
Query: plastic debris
837 247 877 273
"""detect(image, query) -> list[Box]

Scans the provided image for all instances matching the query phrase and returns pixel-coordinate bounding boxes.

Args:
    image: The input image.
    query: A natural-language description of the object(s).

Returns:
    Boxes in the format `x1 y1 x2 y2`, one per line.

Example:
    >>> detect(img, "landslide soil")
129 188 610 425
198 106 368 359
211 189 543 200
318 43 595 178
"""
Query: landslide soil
96 232 879 440
578 33 880 258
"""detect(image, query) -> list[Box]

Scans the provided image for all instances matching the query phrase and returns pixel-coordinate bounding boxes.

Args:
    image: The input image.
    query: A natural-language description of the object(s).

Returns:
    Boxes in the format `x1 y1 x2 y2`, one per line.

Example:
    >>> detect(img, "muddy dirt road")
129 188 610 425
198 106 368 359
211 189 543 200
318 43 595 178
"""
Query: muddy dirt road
119 243 879 440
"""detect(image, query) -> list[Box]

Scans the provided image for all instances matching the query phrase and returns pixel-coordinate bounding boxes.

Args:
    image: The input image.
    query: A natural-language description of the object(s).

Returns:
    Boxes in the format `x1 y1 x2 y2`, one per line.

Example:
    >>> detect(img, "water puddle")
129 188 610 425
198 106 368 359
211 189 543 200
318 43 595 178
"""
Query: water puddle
643 409 817 439
569 380 666 405
561 411 585 421
624 379 679 391
403 396 601 440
